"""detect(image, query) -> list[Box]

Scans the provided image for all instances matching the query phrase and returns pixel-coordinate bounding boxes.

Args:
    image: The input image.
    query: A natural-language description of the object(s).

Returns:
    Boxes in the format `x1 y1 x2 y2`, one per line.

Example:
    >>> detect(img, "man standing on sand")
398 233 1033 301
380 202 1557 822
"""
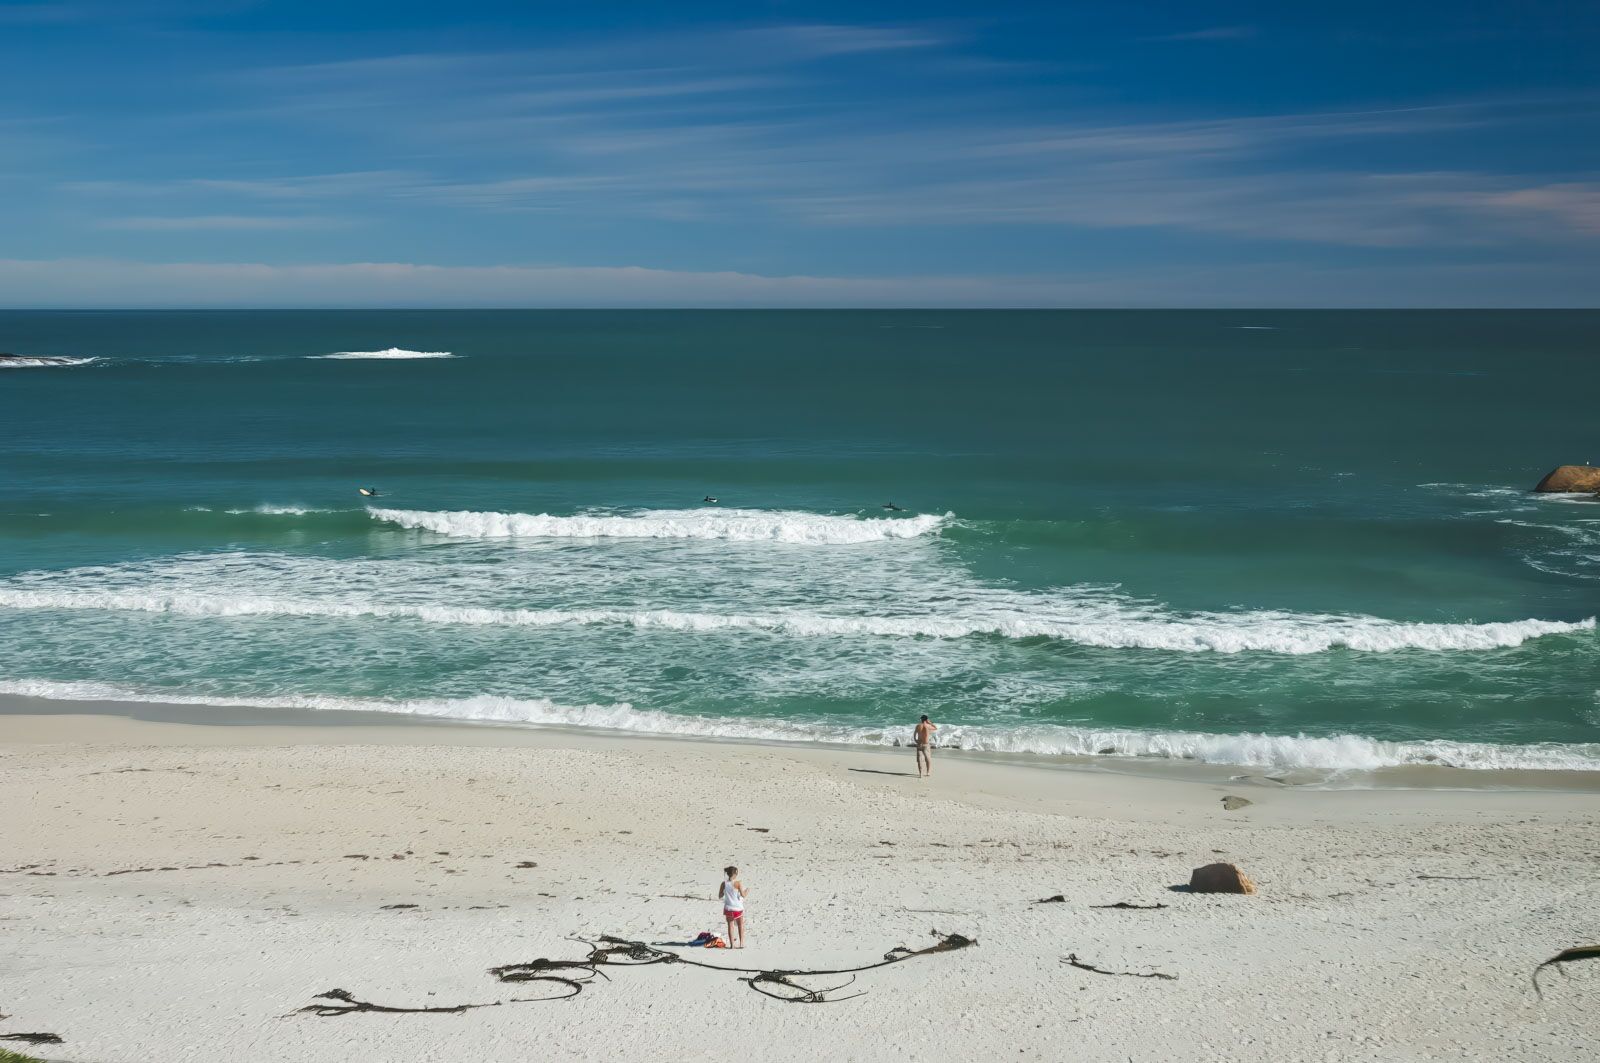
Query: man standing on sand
913 714 937 777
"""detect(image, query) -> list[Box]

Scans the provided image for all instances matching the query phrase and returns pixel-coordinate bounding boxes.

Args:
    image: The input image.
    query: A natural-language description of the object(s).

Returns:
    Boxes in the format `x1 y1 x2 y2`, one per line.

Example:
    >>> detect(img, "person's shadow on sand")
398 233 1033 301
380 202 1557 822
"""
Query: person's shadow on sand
847 767 920 778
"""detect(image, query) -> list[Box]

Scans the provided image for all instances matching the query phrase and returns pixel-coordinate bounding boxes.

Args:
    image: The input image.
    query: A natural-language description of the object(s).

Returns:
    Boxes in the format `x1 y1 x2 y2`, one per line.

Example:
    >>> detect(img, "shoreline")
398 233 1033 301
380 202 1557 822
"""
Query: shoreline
2 710 1597 1062
4 691 1600 794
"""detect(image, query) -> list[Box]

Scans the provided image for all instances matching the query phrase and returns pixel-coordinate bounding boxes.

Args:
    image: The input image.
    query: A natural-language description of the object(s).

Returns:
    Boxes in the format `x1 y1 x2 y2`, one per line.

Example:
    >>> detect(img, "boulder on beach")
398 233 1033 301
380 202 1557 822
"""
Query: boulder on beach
1189 862 1256 894
1534 465 1600 493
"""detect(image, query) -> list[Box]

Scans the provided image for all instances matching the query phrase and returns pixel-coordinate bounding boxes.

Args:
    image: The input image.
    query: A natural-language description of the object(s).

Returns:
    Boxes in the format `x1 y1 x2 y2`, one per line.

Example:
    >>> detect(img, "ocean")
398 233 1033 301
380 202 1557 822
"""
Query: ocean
2 309 1597 774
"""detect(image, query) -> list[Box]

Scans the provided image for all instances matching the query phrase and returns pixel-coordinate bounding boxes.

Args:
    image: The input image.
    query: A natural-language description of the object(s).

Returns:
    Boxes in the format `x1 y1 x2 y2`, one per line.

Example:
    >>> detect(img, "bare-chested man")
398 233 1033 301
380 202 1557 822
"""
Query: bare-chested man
913 715 937 778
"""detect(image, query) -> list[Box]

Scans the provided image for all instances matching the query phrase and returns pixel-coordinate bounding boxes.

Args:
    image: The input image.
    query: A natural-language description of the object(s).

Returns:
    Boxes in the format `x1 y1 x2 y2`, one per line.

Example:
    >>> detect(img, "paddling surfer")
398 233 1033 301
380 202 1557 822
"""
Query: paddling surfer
913 715 937 777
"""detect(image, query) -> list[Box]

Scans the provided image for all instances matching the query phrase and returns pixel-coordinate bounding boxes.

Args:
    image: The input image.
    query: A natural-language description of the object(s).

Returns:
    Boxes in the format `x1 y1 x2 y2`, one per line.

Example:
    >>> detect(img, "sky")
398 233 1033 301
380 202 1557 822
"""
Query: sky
1 0 1598 307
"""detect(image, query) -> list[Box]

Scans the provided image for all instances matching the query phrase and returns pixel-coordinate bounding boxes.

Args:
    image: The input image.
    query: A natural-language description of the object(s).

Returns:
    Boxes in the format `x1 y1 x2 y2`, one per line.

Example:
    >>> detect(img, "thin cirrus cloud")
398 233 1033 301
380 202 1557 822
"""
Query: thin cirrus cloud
0 256 1593 309
65 80 1579 248
241 22 946 90
95 214 340 231
0 0 257 24
108 95 1588 250
9 12 1600 305
1467 181 1600 233
1149 25 1259 42
148 26 1583 252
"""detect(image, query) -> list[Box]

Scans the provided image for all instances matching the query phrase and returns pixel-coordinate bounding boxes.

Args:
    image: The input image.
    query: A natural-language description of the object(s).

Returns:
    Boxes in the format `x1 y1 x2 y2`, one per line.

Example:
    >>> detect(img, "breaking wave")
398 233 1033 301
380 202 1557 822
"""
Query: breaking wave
0 586 1588 654
1 677 1596 772
222 504 332 516
309 348 455 360
367 506 950 544
0 356 98 368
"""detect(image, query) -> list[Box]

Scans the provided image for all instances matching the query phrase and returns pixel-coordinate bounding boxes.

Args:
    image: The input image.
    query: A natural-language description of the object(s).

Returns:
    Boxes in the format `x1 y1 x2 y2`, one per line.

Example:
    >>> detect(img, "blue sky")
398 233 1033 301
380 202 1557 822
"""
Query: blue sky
1 0 1598 306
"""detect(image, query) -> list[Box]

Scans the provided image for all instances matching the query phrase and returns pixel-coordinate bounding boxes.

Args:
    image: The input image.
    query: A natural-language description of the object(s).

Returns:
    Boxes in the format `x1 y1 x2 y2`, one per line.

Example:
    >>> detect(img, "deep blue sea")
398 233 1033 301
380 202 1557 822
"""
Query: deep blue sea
2 310 1597 772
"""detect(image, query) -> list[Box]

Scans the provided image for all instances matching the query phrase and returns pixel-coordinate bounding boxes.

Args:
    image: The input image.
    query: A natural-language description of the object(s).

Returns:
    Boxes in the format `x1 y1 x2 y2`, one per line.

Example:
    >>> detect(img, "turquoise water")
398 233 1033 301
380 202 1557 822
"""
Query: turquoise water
2 310 1597 771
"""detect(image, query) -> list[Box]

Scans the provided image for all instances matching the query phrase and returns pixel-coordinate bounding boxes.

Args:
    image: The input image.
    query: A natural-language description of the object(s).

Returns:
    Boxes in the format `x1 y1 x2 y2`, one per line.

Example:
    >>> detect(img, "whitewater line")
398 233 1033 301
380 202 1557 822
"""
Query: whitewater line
309 348 455 360
1 677 1596 771
0 587 1589 654
367 506 951 543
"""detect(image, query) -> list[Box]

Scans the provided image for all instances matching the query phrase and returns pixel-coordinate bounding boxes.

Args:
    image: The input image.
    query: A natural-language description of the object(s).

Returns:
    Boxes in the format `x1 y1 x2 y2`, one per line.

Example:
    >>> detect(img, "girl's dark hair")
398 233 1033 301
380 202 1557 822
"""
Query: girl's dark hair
724 865 737 877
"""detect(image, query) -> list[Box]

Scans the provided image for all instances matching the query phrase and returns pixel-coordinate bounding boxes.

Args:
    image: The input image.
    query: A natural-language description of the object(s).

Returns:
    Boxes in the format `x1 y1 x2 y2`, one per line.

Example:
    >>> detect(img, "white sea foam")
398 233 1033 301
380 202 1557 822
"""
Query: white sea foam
1418 483 1526 500
367 506 950 544
309 348 455 360
0 356 98 368
0 586 1589 654
222 504 331 516
1497 519 1600 541
1 677 1596 772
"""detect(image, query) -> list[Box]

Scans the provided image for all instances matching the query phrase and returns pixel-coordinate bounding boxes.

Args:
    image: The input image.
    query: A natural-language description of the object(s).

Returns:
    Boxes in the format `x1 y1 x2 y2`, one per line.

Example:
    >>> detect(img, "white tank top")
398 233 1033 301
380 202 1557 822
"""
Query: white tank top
722 879 743 911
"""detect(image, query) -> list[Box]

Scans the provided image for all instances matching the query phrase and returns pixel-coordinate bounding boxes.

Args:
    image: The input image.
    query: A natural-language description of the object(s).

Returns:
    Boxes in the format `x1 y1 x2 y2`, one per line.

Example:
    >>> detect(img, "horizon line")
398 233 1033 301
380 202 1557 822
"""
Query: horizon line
4 306 1599 313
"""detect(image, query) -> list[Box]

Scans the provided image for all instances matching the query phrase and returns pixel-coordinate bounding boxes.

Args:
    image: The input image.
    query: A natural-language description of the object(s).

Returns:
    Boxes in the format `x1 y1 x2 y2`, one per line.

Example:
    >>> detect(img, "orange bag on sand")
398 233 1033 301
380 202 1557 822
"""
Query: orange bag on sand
707 936 728 948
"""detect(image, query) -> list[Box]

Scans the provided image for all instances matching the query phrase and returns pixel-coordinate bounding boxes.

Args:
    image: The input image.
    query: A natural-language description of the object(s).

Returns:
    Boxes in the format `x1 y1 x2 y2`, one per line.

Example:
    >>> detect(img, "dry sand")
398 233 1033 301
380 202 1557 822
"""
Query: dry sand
2 710 1597 1062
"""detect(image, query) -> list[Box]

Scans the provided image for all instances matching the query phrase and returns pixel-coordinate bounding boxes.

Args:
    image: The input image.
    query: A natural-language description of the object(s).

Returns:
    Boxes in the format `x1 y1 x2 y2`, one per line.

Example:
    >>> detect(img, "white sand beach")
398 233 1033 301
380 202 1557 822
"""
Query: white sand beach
2 710 1597 1063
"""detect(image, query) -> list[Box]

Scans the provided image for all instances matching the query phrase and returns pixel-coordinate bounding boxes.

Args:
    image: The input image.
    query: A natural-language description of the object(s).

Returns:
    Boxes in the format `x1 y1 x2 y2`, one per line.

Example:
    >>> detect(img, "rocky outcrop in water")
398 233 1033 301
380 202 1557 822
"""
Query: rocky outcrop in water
1533 466 1600 493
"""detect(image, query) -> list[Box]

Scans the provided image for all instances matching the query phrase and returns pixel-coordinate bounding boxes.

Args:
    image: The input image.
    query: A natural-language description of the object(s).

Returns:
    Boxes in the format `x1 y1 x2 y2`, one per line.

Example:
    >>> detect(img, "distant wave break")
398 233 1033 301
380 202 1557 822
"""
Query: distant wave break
0 356 98 368
222 504 332 516
0 587 1588 654
309 348 456 360
367 506 950 544
2 678 1596 772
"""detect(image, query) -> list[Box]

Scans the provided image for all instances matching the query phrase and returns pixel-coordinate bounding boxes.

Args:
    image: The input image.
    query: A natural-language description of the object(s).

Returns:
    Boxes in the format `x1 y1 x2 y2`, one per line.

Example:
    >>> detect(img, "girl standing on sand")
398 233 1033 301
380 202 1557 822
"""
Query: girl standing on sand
717 865 747 948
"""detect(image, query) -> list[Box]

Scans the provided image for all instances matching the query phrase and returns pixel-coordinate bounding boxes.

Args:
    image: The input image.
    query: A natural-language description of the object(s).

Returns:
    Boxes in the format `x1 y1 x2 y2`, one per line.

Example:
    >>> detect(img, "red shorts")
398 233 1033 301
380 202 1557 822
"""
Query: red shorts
724 909 743 922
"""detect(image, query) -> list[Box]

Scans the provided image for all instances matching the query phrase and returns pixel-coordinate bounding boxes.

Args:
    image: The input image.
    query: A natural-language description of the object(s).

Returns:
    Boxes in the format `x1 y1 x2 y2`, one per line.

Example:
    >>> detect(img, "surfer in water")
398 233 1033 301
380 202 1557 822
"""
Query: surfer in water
358 487 380 498
703 495 719 504
882 502 904 511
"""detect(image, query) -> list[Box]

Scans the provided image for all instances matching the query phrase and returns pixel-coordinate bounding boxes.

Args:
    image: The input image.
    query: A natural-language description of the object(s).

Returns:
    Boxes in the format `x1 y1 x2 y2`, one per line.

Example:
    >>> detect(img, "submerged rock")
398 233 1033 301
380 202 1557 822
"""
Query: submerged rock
1189 862 1257 894
1534 465 1600 492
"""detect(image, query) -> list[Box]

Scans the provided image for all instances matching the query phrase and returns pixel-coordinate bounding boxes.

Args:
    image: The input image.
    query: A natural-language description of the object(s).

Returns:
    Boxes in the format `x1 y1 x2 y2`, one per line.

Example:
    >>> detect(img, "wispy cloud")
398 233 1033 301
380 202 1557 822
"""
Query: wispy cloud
1149 26 1258 43
0 0 257 24
96 214 338 231
14 11 1600 302
56 20 1600 253
734 23 951 57
69 172 419 200
136 22 1584 250
62 91 1600 248
0 256 1593 308
0 2 89 24
1462 181 1600 233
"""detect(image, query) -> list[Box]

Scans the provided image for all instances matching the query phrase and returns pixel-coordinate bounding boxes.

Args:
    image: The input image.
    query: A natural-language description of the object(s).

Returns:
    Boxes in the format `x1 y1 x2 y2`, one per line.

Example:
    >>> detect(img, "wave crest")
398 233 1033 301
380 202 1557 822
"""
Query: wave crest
0 356 98 369
368 506 950 544
310 348 455 360
0 586 1588 654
